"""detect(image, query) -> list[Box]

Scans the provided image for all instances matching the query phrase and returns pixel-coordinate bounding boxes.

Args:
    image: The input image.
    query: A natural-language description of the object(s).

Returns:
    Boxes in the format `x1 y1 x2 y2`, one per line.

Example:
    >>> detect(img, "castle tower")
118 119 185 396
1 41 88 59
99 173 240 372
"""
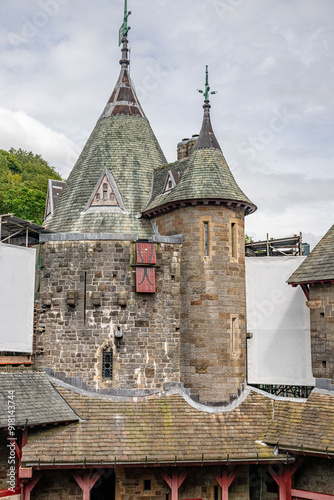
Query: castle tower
143 68 256 403
37 3 181 393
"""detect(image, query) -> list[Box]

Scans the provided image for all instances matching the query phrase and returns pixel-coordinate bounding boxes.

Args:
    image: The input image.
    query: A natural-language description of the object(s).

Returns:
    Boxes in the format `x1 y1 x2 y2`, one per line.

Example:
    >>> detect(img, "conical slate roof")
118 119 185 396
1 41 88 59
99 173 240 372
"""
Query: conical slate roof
143 105 256 216
288 224 334 284
46 53 166 237
194 103 221 151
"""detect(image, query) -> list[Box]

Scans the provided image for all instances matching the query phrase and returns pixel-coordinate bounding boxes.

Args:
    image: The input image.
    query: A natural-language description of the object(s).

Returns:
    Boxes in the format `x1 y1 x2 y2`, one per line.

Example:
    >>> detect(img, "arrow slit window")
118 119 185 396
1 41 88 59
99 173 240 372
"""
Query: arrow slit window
204 222 209 257
231 222 237 259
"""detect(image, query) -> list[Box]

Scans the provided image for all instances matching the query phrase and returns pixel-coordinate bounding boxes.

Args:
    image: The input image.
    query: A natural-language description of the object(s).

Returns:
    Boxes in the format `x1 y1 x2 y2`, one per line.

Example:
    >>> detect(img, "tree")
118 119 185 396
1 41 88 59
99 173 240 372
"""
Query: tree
0 148 62 225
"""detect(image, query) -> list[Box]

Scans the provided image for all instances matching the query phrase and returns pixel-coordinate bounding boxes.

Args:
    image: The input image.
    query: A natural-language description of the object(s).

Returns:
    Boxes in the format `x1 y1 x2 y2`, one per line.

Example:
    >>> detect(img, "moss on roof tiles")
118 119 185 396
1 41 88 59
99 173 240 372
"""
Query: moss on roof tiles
264 391 334 453
288 224 334 283
46 114 166 237
144 148 256 214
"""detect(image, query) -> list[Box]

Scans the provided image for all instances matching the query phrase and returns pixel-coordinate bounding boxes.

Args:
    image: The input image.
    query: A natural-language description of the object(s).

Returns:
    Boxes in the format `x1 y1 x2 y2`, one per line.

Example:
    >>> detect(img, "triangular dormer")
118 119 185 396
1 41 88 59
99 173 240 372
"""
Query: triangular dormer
84 168 126 213
162 170 179 193
44 179 66 222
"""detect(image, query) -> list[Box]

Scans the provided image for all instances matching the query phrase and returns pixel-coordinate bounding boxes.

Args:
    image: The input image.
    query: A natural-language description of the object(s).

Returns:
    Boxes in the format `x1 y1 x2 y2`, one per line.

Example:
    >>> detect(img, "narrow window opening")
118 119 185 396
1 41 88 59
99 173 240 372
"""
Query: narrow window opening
144 480 151 491
232 317 236 354
103 183 108 200
96 193 100 201
168 179 173 189
204 222 209 257
214 486 219 500
231 222 237 259
102 347 113 379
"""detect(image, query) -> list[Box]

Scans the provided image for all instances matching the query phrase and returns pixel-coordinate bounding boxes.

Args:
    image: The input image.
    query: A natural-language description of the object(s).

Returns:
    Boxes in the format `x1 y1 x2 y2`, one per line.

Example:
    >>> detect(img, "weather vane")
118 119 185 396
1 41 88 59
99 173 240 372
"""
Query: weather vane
198 65 217 102
119 0 131 46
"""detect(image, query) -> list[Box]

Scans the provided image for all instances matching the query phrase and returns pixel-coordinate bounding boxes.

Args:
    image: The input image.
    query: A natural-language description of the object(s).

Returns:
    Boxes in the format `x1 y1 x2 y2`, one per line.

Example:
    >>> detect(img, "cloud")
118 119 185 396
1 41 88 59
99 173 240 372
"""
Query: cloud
0 107 79 177
0 0 333 244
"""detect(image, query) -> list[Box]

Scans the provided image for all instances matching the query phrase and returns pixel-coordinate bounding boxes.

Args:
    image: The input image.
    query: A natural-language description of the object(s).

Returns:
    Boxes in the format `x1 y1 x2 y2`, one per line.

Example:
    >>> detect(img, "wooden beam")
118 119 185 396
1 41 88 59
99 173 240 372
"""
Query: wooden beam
89 469 103 490
290 456 304 477
72 471 84 490
214 468 238 500
0 356 33 366
162 470 188 500
300 284 310 301
72 470 103 500
23 472 42 500
22 428 28 449
291 489 334 500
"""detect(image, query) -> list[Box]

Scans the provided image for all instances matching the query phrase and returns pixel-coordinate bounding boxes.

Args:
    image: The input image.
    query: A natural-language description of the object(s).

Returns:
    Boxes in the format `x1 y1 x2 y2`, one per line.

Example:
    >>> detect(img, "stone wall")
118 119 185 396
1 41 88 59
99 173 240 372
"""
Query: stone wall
36 240 181 392
31 471 82 500
295 457 334 495
116 466 249 500
308 283 334 381
154 205 247 403
15 462 334 499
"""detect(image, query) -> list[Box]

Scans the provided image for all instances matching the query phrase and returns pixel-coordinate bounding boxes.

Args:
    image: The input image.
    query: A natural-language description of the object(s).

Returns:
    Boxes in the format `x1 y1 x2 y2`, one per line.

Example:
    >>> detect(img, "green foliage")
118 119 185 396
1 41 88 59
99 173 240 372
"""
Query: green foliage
245 234 253 244
0 148 62 225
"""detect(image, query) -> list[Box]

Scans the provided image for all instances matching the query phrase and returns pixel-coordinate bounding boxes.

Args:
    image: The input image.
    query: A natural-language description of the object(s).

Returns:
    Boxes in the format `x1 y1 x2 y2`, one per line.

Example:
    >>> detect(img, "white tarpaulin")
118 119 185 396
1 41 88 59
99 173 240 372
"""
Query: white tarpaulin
0 243 36 353
246 256 314 385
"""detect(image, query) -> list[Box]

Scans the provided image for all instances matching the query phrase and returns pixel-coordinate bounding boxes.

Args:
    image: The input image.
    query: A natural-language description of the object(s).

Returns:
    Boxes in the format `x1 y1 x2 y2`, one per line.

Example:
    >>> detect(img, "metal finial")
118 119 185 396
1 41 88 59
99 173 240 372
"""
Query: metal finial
119 0 132 46
197 65 217 103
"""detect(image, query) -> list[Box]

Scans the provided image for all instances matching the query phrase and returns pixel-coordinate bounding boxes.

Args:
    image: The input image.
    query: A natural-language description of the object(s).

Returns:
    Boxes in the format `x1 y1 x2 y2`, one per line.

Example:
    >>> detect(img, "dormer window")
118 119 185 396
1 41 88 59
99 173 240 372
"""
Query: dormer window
163 170 179 193
85 167 127 212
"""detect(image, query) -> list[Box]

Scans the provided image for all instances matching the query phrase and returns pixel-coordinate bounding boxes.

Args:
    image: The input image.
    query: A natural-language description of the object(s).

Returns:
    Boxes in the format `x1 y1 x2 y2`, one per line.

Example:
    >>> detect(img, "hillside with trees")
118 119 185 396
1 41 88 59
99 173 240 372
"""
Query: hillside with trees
0 148 62 225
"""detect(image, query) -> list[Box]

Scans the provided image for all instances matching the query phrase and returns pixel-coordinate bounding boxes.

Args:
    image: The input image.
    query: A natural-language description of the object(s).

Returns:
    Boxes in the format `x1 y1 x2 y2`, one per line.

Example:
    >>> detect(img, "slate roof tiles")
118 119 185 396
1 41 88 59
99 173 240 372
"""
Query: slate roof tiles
0 372 79 428
264 390 334 454
288 224 334 283
143 148 256 216
21 386 334 465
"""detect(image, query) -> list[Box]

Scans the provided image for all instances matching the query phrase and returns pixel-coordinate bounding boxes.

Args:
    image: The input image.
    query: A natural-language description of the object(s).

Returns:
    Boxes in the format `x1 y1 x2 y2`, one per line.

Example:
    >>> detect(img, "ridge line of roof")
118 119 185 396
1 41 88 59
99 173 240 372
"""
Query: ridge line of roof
48 374 254 413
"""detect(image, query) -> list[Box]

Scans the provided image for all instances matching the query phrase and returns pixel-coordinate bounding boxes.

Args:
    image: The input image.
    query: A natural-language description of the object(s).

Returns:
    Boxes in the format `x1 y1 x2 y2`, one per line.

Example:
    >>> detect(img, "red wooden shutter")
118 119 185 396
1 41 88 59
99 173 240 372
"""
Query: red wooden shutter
136 267 156 293
136 242 156 264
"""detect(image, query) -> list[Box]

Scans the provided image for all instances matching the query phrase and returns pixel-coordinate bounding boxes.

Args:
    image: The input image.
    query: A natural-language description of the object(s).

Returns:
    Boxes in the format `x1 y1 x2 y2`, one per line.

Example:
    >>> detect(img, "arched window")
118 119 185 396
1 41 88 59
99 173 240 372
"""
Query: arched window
102 346 113 379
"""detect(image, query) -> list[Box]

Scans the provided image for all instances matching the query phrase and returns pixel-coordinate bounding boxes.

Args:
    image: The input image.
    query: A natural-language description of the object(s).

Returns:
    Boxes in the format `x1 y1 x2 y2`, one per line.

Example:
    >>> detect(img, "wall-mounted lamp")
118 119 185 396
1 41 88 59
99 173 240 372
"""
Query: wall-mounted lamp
115 326 123 339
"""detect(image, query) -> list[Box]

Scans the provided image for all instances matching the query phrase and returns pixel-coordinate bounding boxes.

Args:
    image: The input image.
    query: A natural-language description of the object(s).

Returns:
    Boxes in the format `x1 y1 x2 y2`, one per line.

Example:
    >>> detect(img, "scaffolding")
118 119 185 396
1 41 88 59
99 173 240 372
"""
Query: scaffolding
246 233 310 257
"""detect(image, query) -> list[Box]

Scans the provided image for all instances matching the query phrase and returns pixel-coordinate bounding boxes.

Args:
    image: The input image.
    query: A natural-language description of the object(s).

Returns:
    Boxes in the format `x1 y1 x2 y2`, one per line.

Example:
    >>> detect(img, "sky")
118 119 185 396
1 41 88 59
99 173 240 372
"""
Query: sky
0 0 333 248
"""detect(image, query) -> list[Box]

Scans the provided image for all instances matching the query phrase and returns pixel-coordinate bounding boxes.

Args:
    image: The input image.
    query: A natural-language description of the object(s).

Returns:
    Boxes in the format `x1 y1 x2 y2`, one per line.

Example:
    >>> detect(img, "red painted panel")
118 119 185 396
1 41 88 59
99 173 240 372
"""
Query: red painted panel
19 467 32 479
136 267 156 293
291 489 334 500
136 243 156 264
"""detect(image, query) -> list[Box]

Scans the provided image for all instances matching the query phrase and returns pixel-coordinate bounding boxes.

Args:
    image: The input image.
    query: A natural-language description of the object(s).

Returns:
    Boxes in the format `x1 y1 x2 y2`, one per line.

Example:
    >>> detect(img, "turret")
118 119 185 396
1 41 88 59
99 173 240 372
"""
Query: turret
143 67 256 403
37 2 180 394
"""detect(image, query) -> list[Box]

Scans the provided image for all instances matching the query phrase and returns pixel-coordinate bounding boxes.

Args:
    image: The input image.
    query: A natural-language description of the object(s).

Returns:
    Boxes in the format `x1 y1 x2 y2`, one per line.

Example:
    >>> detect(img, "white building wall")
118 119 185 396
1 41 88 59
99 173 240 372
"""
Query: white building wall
0 243 36 353
246 256 314 386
